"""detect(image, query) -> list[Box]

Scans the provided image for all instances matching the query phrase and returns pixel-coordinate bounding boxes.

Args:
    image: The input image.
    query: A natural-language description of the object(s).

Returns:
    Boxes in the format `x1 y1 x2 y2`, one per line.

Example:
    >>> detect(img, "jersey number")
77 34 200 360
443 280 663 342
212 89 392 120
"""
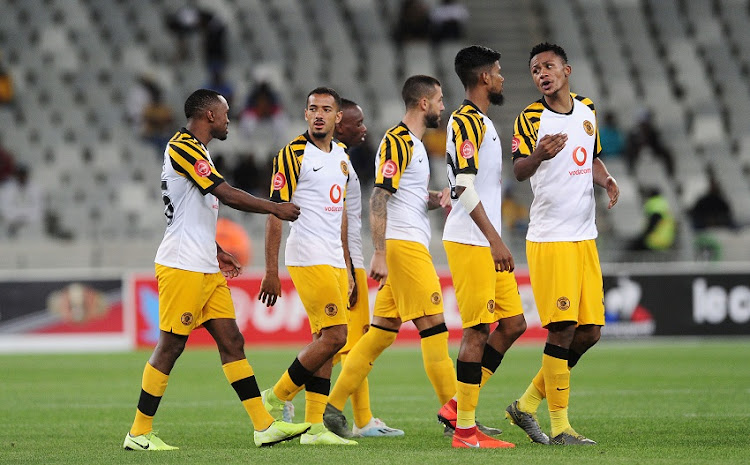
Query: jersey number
161 180 174 225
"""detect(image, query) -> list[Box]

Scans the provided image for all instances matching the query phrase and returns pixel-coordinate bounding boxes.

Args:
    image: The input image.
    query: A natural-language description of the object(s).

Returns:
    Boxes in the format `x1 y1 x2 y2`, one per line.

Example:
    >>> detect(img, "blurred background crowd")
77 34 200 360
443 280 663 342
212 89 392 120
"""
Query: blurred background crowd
1 0 749 269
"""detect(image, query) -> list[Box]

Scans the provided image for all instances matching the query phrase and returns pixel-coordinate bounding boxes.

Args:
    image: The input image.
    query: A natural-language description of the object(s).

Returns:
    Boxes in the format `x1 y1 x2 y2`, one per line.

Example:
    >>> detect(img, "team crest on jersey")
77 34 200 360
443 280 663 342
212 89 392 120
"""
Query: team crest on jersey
340 161 349 175
181 312 193 325
431 292 442 305
583 120 595 136
382 159 398 178
325 303 338 316
557 297 571 311
511 136 520 153
487 299 495 313
194 159 211 177
273 172 286 190
460 140 475 159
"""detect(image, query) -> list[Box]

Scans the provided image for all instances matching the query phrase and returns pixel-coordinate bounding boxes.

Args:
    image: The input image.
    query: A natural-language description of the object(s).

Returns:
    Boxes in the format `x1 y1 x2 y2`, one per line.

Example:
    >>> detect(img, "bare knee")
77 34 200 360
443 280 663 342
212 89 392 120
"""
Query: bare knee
575 325 601 350
321 325 348 353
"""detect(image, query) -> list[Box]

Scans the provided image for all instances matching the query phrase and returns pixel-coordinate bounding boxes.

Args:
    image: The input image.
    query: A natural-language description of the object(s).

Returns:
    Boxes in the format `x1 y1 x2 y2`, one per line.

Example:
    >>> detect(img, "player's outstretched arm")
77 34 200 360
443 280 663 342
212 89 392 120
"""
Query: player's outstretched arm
213 182 300 221
427 187 451 210
259 215 283 307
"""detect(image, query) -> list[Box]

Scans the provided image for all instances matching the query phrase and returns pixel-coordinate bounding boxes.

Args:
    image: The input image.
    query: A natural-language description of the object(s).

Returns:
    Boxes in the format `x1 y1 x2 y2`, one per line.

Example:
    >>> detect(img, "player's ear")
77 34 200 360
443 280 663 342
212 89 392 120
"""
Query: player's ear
336 110 343 124
564 64 572 77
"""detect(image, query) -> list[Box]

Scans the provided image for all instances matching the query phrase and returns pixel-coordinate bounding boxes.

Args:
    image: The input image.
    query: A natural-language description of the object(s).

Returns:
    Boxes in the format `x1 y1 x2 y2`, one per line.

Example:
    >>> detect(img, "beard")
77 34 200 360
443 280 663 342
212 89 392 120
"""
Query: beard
489 91 504 106
311 129 328 139
212 128 228 140
425 112 440 129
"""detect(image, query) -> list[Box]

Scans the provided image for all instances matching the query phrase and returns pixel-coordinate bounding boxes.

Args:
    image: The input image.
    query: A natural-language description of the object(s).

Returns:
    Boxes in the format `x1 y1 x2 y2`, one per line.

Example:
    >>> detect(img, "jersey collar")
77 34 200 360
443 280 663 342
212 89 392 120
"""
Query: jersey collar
539 93 575 115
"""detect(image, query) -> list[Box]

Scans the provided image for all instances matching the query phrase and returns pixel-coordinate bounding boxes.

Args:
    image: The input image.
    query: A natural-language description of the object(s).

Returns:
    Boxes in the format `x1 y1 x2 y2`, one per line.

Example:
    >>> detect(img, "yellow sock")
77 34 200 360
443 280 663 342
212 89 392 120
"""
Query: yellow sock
480 366 494 388
222 359 274 431
550 408 570 437
342 354 373 428
456 381 480 429
288 384 304 401
130 363 168 436
518 368 545 414
273 358 312 401
329 326 396 411
305 391 328 424
543 348 571 437
420 329 456 405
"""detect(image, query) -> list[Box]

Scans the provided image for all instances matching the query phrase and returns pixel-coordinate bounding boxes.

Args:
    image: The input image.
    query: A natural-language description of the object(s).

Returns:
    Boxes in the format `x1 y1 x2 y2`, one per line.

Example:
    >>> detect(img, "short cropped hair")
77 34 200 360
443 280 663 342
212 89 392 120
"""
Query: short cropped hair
401 75 441 109
306 87 342 109
340 98 359 110
529 42 568 66
454 45 501 88
184 88 222 119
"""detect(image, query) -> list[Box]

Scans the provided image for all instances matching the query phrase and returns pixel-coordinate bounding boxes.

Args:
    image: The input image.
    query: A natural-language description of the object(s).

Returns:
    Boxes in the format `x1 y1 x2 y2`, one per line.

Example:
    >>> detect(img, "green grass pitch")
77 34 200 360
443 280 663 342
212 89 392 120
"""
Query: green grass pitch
2 338 749 464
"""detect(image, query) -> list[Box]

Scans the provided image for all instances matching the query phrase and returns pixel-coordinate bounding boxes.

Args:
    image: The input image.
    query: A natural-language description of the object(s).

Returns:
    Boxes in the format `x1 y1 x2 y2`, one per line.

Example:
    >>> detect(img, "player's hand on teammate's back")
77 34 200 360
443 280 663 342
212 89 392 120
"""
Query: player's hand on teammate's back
218 250 242 279
369 251 388 290
533 133 567 161
274 202 301 221
259 274 282 307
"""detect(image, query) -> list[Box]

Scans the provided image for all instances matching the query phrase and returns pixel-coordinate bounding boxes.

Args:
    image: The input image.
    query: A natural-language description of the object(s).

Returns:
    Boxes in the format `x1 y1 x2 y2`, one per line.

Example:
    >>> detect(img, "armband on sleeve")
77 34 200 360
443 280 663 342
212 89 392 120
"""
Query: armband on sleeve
455 173 480 213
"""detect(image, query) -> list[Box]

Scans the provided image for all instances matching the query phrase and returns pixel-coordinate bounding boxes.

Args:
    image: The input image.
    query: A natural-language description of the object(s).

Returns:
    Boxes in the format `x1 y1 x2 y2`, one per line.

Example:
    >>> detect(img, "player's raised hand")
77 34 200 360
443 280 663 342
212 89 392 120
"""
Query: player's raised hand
258 273 281 307
533 133 567 161
369 251 388 290
273 202 300 221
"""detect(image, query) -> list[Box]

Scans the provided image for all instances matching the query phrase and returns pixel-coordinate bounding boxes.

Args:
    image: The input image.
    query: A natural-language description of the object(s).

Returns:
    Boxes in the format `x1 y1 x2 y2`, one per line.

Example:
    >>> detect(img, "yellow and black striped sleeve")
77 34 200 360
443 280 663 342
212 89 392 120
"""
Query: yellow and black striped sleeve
450 110 486 174
574 94 603 158
512 102 543 161
269 136 305 202
374 124 413 193
168 136 225 195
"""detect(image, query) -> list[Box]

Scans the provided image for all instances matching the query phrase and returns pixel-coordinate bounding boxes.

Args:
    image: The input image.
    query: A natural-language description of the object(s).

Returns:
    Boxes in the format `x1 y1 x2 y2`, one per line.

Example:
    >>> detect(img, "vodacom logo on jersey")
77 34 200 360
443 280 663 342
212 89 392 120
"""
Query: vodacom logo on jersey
569 146 592 176
326 184 344 212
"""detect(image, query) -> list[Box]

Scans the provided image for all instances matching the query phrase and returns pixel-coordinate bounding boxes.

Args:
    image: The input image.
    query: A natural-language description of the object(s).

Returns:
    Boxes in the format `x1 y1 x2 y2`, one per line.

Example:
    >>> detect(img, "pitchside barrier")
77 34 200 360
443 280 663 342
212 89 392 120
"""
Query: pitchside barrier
0 263 747 352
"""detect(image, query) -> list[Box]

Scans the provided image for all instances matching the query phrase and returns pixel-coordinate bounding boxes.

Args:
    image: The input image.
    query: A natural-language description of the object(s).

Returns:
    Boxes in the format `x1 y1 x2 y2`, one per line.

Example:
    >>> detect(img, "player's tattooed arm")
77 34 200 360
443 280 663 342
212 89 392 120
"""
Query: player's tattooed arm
369 187 391 252
369 187 392 288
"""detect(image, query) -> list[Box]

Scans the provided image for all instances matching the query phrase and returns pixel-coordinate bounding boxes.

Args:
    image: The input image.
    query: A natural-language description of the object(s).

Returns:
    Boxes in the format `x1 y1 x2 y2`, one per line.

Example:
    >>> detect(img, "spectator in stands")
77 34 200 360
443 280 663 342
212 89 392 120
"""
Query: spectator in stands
165 6 202 63
199 10 228 74
501 187 529 234
239 81 287 151
393 0 432 45
165 6 227 72
0 137 16 184
630 187 675 251
624 109 675 178
204 68 235 111
141 85 175 153
232 151 266 196
0 165 45 238
216 216 252 267
689 168 735 230
0 51 14 106
598 111 625 158
430 0 470 42
126 73 159 132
